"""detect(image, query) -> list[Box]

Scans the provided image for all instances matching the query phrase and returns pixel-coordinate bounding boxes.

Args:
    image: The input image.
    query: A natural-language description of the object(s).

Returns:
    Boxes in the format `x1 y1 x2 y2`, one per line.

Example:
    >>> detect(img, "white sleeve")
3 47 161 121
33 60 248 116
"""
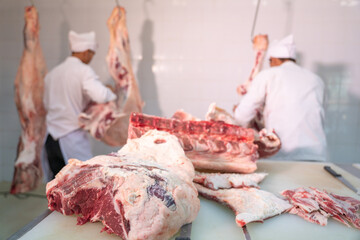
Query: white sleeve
82 67 117 103
234 70 270 127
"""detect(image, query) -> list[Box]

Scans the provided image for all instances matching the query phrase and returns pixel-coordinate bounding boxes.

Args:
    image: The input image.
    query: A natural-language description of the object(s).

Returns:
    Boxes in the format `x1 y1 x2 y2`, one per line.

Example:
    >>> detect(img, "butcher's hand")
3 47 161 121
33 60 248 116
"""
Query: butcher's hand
252 34 269 51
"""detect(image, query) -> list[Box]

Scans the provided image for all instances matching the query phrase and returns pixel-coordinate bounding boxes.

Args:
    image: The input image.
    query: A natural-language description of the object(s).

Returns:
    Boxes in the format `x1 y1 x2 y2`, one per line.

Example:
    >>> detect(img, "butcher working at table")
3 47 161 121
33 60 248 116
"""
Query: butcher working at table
234 35 327 161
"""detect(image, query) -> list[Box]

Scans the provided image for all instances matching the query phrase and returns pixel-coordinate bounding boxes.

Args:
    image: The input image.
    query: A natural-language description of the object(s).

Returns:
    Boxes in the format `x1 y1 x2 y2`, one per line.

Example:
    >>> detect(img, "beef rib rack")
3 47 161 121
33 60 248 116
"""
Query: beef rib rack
46 130 200 240
128 112 259 173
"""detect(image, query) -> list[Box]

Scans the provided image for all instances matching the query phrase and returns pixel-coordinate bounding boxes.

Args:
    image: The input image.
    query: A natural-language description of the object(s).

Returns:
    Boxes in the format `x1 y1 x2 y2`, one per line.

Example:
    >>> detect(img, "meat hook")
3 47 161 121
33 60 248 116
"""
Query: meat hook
250 0 261 43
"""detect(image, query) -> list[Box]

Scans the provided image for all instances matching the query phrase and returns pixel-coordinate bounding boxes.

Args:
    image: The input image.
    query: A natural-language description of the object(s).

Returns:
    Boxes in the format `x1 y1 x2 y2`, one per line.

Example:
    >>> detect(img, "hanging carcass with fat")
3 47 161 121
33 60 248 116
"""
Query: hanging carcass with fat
11 6 47 194
79 6 143 146
236 34 269 130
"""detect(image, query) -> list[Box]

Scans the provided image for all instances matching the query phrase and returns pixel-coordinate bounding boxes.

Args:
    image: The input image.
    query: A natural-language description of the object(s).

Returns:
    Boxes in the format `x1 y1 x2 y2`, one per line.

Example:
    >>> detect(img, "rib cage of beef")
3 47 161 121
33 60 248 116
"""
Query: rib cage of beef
46 130 200 240
129 112 259 173
79 6 143 146
11 6 47 194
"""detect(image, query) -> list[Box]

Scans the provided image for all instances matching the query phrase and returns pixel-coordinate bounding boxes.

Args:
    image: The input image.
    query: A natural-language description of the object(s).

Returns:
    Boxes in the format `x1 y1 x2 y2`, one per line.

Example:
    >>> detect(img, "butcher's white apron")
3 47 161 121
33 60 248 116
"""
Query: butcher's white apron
58 129 92 164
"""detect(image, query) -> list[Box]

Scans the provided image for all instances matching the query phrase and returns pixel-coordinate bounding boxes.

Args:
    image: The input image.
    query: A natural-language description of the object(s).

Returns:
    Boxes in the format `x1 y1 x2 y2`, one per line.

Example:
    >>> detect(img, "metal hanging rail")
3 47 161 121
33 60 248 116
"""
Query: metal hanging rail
250 0 261 42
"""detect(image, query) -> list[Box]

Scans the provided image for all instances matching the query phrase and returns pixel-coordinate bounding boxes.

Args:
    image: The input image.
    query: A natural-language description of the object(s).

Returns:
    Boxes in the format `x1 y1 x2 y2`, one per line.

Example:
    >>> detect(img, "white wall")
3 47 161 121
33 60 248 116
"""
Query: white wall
1 0 359 181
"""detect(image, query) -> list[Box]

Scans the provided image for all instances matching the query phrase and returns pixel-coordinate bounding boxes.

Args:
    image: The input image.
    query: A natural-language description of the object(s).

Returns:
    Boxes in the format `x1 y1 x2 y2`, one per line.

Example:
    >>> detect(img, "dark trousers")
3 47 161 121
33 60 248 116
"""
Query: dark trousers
45 134 66 179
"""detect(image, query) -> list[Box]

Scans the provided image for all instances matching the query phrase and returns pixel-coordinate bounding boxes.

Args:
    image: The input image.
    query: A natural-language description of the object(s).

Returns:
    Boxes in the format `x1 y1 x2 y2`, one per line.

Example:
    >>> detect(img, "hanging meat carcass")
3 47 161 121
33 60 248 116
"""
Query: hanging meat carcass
236 34 268 130
236 34 268 96
79 6 143 146
10 6 47 194
46 130 200 240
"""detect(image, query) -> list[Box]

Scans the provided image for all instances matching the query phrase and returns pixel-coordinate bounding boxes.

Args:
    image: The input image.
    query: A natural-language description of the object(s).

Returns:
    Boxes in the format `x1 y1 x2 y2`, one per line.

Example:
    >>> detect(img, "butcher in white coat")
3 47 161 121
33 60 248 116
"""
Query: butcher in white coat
234 35 327 161
43 30 116 177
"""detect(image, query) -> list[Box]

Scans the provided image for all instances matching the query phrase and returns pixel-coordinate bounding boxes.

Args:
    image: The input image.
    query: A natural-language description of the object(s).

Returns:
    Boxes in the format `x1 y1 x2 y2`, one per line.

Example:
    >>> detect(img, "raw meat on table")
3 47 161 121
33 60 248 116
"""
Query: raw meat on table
194 172 268 190
281 187 360 229
46 130 200 240
177 104 282 158
79 6 143 146
196 183 292 227
129 112 259 173
11 6 47 194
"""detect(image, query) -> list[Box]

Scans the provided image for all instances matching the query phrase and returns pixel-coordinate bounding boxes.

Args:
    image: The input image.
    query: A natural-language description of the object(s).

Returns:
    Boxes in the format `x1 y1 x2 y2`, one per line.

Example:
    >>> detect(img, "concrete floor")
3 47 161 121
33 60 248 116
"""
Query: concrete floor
0 182 48 240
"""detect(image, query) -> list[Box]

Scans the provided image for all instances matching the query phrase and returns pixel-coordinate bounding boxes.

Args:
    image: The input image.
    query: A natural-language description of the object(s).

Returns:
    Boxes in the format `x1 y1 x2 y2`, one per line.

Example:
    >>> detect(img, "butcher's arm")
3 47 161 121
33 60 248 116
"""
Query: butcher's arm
82 68 116 103
234 72 268 127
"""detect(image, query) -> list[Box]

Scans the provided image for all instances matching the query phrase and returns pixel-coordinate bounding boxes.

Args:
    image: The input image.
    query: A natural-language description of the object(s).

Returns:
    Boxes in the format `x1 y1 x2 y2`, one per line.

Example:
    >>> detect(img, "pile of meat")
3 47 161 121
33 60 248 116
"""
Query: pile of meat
79 6 143 146
11 6 47 194
129 112 259 173
46 130 200 240
194 172 292 227
281 187 360 229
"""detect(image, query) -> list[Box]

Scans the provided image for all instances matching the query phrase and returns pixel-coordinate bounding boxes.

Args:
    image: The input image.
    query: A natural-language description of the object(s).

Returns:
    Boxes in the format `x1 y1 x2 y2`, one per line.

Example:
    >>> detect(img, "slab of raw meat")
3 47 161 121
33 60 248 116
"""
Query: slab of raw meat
196 183 292 227
194 172 268 190
129 112 259 173
11 6 47 194
46 130 200 240
79 6 143 146
281 187 360 229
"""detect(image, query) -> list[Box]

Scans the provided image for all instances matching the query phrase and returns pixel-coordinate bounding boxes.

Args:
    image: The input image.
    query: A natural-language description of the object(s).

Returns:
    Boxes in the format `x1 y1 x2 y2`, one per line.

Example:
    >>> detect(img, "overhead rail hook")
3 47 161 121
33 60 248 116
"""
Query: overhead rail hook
250 0 261 42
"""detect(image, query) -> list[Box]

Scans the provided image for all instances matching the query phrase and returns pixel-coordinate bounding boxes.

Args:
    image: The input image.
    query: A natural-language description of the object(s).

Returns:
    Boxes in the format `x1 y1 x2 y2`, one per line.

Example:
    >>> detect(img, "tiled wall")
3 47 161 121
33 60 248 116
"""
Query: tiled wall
1 0 359 181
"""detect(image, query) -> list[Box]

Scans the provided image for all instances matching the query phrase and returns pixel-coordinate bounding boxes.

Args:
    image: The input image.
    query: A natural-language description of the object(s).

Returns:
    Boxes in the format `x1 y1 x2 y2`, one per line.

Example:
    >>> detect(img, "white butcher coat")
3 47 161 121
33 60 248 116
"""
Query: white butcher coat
234 61 327 161
44 56 116 160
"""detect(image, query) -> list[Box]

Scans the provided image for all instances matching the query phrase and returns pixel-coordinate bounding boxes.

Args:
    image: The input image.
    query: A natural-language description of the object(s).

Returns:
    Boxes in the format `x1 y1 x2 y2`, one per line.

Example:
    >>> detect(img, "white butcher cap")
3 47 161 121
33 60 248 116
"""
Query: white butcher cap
268 34 296 59
68 30 97 52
